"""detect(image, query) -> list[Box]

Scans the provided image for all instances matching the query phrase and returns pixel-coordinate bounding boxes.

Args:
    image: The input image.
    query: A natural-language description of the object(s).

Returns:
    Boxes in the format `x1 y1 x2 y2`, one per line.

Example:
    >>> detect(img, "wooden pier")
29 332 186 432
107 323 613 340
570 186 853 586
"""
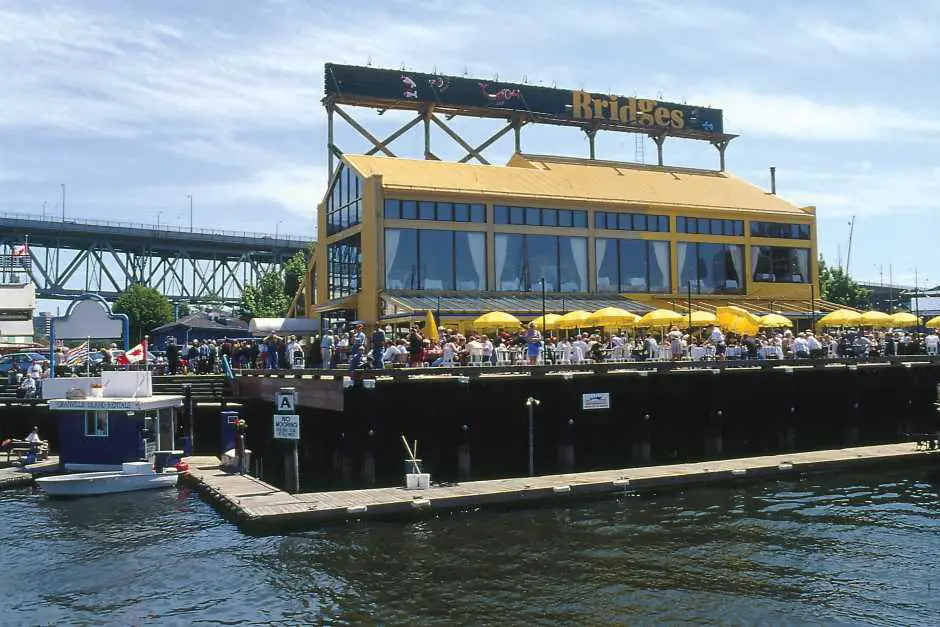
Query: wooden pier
185 443 939 533
0 457 60 490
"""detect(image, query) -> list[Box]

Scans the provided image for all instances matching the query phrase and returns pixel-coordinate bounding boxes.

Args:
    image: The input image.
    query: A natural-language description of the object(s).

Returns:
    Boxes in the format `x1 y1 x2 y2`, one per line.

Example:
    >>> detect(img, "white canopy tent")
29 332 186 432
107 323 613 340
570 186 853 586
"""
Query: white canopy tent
248 318 320 337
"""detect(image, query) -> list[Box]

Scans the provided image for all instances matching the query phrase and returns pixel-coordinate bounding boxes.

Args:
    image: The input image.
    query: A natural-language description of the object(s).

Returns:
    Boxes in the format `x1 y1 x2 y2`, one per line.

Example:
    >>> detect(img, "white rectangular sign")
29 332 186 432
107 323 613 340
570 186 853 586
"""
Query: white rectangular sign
273 414 300 439
581 392 610 410
275 390 296 412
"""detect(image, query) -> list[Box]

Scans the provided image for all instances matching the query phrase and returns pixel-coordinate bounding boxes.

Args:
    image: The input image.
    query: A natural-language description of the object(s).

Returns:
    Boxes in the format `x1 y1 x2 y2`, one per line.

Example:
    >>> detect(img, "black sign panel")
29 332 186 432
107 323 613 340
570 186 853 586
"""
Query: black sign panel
325 63 723 135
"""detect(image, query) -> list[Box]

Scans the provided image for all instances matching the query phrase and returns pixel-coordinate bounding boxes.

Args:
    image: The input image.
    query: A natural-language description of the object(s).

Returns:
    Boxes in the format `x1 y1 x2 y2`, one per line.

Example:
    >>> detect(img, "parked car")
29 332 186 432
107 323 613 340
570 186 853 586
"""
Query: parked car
0 352 49 374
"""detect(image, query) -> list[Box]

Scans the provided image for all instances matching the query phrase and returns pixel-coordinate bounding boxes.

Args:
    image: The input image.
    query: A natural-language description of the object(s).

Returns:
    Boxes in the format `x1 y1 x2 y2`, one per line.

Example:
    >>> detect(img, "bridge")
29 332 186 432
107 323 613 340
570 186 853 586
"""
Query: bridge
0 212 315 304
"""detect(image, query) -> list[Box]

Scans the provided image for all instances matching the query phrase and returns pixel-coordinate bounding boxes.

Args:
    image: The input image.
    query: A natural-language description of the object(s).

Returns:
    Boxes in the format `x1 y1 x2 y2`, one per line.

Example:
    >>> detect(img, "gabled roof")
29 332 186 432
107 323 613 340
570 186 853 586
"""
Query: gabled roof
342 153 812 216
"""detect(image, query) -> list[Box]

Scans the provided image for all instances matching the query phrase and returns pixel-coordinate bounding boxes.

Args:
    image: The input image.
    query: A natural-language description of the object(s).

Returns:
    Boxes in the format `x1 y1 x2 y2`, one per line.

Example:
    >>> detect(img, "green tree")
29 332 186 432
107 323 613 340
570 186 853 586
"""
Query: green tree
240 271 292 319
113 284 174 342
818 256 872 309
283 242 316 300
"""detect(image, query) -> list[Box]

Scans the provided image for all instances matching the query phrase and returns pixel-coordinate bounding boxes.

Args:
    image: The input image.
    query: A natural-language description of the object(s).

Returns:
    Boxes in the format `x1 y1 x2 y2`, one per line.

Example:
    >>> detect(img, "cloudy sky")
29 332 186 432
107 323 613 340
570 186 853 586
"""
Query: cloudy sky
2 0 938 286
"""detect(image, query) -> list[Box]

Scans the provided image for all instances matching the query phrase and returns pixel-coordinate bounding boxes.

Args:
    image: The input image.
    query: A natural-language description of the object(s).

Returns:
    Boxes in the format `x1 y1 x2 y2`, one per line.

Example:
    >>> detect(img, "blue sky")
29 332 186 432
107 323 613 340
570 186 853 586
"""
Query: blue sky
2 0 938 287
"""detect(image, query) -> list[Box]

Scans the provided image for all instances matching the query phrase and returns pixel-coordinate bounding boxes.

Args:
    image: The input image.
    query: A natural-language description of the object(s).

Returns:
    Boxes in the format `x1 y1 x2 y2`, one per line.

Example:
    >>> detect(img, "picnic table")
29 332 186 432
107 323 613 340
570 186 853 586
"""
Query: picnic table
2 439 49 464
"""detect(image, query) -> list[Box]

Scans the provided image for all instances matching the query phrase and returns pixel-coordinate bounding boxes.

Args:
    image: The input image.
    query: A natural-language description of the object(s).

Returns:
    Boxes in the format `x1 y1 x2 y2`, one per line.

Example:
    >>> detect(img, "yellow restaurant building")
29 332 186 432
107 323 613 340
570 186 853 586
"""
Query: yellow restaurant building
303 152 826 330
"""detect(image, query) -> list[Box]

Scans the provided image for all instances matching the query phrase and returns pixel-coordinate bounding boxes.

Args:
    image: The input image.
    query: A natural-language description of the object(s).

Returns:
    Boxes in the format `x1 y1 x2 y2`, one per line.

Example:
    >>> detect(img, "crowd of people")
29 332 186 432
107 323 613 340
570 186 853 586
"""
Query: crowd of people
305 323 940 371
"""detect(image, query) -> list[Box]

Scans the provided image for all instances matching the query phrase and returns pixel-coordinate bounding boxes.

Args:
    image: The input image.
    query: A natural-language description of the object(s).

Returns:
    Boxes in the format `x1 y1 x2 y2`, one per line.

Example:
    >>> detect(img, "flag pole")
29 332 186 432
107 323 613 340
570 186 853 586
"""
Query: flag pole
86 336 91 377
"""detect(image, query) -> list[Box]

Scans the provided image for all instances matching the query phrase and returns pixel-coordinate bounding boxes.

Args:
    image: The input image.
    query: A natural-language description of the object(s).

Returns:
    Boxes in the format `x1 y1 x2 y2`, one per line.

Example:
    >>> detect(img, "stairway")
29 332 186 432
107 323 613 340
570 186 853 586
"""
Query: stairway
151 375 232 402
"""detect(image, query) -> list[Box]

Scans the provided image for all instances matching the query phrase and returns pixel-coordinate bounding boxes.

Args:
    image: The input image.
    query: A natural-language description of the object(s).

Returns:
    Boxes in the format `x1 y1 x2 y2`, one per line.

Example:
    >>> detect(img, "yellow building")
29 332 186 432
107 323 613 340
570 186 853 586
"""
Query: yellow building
304 152 822 329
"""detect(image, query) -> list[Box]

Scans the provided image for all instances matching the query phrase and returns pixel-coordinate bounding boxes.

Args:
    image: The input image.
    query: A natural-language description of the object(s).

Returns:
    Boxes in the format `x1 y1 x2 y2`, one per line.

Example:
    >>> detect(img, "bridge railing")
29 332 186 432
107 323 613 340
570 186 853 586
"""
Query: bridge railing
0 211 315 244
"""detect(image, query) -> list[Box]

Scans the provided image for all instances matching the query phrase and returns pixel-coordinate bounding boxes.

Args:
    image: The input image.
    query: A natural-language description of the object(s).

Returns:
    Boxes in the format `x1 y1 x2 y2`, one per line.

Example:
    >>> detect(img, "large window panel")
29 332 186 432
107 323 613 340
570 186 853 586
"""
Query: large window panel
419 230 454 290
455 232 486 290
328 234 362 299
495 233 525 291
677 243 697 291
526 234 558 291
595 239 618 292
680 242 744 294
751 246 811 283
384 229 417 289
560 237 587 292
619 240 648 292
649 241 671 292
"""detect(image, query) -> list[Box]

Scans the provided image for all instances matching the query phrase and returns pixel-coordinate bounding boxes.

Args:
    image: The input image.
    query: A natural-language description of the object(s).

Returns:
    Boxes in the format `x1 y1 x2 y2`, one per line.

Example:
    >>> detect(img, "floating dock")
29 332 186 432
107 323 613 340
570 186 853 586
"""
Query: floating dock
0 457 61 490
185 444 939 533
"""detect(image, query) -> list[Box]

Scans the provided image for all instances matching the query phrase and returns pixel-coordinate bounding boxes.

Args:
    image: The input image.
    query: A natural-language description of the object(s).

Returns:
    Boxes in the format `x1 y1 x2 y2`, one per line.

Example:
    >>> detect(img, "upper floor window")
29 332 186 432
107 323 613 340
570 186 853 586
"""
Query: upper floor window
750 221 811 240
326 164 362 237
677 216 744 237
493 206 588 228
384 199 485 223
595 211 669 233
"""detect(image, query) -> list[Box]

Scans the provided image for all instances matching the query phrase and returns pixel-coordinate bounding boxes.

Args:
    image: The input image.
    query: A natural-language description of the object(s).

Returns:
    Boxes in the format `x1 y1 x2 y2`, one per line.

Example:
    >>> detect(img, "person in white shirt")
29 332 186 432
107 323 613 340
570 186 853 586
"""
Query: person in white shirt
286 337 302 368
709 325 724 345
29 360 43 380
806 332 822 357
25 426 41 443
467 337 484 363
320 330 334 369
442 337 458 365
925 331 940 356
481 336 494 364
793 333 810 358
382 342 399 365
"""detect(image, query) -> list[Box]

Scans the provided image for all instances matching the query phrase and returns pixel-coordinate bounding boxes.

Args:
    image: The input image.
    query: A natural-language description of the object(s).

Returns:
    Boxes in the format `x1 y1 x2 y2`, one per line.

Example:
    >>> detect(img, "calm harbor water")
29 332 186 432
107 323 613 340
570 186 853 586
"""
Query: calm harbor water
1 467 939 626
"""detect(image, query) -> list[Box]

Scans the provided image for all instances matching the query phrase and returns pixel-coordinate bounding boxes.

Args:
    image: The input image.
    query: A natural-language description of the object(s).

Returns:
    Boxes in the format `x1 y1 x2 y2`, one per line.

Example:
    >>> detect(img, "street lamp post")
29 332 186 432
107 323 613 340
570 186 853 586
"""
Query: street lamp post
187 195 193 232
275 220 283 242
540 277 546 339
157 210 163 229
42 201 46 219
810 282 816 333
60 183 65 220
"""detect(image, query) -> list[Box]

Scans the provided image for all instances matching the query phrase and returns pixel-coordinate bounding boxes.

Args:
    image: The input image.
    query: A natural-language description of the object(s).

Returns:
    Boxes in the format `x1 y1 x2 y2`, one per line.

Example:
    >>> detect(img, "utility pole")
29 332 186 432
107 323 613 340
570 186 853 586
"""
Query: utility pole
187 194 193 232
845 216 855 276
61 183 66 220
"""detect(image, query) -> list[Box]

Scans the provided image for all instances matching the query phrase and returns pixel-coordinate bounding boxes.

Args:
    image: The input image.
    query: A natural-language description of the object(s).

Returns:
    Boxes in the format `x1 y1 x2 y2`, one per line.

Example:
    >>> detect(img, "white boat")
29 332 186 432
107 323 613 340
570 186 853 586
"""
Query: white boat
36 461 179 497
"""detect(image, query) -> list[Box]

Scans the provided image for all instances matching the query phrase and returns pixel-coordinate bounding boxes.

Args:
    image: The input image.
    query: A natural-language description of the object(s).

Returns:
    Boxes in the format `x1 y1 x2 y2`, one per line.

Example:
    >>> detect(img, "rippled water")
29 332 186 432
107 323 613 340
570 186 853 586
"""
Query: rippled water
1 467 939 626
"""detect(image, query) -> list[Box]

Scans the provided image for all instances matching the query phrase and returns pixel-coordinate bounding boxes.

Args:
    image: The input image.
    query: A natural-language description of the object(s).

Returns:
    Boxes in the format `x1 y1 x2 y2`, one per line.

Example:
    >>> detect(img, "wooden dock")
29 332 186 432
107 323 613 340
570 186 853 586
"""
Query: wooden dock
0 457 60 490
185 443 939 533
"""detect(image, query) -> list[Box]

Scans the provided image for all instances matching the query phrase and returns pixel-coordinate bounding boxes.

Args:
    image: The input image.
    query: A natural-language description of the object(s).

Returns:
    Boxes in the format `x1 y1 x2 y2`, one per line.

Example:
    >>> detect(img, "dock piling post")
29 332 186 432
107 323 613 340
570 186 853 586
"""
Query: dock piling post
526 397 540 477
457 443 471 480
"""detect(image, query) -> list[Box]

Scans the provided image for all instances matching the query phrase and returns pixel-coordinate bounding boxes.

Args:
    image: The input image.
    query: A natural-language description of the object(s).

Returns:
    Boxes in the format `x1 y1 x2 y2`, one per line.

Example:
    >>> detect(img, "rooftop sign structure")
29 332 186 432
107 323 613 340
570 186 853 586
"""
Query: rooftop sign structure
322 63 736 175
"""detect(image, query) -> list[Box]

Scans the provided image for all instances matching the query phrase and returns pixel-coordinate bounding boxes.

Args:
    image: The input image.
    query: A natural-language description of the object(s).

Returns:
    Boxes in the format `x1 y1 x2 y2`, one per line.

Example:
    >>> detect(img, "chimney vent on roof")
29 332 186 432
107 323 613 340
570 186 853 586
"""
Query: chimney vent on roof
770 166 777 195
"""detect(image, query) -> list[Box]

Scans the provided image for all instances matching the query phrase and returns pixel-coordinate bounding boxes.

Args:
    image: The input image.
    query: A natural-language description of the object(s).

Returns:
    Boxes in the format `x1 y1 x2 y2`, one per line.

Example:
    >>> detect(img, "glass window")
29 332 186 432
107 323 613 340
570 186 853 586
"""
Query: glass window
84 411 109 437
676 217 686 233
494 205 509 224
722 220 734 236
572 211 587 228
595 238 619 293
526 234 558 291
619 239 648 292
402 200 417 220
633 214 648 231
799 224 810 239
595 212 606 229
677 243 698 292
751 246 811 283
437 203 453 221
649 241 671 292
695 218 708 234
455 232 486 290
618 213 632 230
605 212 617 230
510 206 525 225
542 209 558 227
684 218 696 234
384 199 401 220
734 221 743 236
419 201 435 221
560 237 587 292
419 230 454 290
470 204 486 223
454 203 470 222
495 233 525 291
679 242 744 294
384 229 417 290
525 207 541 226
328 234 362 299
710 219 723 235
558 209 572 227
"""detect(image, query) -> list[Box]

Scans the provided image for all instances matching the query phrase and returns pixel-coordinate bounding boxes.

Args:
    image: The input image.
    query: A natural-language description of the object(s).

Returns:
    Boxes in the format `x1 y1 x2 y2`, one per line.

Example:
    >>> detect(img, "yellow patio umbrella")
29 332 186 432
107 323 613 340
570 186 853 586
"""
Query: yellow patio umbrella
858 310 893 328
686 310 718 327
587 307 640 328
818 308 861 327
716 306 762 335
759 313 793 328
529 313 563 329
890 311 920 328
926 316 940 329
473 311 521 330
558 310 593 330
636 308 685 328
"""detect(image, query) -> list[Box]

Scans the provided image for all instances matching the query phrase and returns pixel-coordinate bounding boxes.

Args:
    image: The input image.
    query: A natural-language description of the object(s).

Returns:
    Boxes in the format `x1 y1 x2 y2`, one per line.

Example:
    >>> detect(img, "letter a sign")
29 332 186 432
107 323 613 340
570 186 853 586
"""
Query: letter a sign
275 388 296 413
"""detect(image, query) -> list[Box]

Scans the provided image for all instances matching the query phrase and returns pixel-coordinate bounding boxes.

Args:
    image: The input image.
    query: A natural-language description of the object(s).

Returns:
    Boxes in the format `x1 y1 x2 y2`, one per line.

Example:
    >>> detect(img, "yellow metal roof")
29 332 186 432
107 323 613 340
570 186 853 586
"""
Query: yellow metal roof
343 153 812 216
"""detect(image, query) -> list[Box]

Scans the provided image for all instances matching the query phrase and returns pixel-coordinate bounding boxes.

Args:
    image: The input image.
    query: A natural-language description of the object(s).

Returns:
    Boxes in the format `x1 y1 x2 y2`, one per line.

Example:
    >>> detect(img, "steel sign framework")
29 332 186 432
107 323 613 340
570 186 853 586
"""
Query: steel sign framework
323 63 737 176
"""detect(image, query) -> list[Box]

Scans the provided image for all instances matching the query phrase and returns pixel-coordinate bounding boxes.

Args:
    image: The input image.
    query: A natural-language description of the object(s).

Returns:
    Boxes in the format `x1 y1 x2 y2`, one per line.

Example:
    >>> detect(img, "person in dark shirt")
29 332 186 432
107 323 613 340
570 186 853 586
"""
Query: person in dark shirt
166 340 180 375
348 346 367 372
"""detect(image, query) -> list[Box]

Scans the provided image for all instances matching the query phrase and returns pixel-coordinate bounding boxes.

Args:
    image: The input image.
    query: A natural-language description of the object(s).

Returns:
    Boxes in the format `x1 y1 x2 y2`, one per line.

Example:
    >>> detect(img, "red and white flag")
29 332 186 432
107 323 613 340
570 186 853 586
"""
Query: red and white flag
118 339 148 365
12 243 28 256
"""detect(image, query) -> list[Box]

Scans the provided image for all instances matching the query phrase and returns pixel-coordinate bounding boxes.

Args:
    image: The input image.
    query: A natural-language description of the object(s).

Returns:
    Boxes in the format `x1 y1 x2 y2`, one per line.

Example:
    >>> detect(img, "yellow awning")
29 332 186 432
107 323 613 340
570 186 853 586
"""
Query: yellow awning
687 311 718 327
858 310 892 328
926 316 940 329
818 309 861 327
529 313 564 329
890 312 920 328
587 307 640 328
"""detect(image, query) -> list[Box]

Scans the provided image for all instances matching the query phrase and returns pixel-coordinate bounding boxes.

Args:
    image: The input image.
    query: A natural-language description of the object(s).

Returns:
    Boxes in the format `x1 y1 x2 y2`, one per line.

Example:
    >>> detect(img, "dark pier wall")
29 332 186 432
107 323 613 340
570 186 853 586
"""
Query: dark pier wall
233 364 940 491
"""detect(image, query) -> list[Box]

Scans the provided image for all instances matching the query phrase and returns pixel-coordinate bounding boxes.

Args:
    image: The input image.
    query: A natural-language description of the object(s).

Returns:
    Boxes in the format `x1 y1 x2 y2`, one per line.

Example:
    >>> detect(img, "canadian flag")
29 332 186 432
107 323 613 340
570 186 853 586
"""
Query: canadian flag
118 339 148 365
12 244 28 256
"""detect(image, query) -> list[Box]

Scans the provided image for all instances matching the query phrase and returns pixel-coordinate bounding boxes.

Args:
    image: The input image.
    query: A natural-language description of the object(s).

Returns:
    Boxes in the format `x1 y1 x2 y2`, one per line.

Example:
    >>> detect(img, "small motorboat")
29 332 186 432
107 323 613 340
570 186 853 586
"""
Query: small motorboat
36 461 179 497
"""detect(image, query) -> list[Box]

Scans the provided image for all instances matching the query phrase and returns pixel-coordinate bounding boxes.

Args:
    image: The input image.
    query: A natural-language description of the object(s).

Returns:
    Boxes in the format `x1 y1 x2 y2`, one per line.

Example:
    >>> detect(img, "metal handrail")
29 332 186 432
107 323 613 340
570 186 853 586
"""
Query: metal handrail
0 210 315 243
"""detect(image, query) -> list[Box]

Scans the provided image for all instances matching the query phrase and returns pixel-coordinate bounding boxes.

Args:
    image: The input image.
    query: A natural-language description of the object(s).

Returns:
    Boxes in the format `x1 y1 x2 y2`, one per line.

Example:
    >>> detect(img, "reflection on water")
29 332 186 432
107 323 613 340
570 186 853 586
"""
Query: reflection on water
1 468 939 625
